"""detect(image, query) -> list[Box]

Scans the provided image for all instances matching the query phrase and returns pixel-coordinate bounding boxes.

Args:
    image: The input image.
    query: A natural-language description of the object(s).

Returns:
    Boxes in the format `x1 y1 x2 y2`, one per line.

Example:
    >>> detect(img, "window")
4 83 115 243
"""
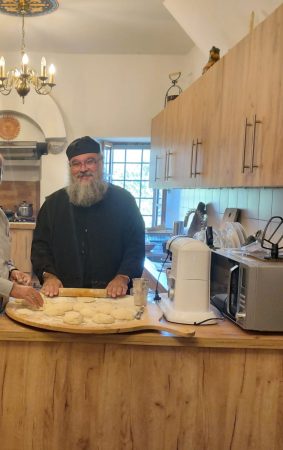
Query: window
102 142 163 228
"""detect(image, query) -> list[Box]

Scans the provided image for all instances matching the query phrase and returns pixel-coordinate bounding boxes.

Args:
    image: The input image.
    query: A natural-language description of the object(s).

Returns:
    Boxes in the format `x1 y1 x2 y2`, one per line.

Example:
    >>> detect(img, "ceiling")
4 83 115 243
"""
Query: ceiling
0 0 195 55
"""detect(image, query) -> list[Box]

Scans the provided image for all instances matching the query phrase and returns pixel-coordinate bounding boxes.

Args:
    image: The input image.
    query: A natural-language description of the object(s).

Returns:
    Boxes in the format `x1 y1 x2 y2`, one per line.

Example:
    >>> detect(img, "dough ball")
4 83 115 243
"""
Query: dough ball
92 313 115 324
16 308 34 316
77 297 96 303
73 302 88 312
14 299 37 308
44 302 73 317
63 311 83 325
80 307 96 318
112 308 135 321
94 303 114 314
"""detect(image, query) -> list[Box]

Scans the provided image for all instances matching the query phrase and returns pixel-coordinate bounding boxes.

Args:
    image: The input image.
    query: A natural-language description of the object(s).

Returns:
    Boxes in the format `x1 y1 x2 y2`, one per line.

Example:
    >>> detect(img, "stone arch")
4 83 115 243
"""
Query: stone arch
0 90 66 153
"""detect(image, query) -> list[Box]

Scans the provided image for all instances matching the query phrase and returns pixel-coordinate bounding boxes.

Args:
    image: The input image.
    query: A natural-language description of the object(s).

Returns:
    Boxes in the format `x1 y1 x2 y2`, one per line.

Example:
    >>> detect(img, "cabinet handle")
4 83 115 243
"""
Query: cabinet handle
155 155 161 181
164 151 168 180
190 140 196 178
250 114 262 173
166 151 173 179
241 117 252 173
194 139 202 177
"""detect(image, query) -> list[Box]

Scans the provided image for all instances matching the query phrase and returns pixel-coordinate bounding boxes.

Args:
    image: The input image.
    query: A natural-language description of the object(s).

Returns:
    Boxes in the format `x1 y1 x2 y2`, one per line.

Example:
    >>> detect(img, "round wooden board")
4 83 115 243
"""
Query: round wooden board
5 297 195 337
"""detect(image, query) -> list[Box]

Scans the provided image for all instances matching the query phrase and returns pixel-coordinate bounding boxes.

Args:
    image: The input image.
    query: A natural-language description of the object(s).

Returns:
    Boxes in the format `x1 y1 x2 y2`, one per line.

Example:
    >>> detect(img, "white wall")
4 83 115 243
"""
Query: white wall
1 51 187 200
42 52 186 140
164 0 283 56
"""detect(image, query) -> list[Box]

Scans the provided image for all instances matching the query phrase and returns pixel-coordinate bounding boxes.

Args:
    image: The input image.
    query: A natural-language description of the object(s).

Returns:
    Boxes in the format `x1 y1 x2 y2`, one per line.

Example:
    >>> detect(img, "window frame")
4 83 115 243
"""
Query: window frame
101 141 164 227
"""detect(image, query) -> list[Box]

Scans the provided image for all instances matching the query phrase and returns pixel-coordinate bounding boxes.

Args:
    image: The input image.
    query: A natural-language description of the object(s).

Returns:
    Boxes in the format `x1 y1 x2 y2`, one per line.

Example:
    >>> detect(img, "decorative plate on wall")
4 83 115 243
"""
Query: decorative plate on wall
0 115 21 140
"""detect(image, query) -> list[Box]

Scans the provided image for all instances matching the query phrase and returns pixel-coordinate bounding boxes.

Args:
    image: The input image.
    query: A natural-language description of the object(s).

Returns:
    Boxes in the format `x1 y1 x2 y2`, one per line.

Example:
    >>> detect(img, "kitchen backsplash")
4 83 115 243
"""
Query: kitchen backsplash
168 187 283 237
0 181 40 216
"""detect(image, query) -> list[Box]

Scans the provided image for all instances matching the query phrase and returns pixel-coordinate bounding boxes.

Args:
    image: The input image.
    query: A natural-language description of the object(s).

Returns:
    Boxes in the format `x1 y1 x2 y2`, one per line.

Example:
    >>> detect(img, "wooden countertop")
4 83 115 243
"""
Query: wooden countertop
1 312 283 349
9 222 36 230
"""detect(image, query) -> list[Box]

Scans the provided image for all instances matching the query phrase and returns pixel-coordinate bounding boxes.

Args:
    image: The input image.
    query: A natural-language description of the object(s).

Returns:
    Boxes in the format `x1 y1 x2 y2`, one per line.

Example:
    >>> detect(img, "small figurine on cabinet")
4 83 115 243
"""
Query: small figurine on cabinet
202 46 220 75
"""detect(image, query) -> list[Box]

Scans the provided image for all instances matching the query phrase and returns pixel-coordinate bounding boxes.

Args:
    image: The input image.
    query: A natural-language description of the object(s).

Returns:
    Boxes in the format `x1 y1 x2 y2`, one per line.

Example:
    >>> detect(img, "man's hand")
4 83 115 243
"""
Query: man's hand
10 270 32 286
41 273 63 297
10 284 43 308
106 274 129 298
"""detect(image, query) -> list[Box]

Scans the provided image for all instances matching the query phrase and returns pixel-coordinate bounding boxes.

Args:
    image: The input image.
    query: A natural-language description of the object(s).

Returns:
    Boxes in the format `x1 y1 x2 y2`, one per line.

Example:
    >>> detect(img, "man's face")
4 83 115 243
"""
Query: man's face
67 151 107 207
69 152 103 184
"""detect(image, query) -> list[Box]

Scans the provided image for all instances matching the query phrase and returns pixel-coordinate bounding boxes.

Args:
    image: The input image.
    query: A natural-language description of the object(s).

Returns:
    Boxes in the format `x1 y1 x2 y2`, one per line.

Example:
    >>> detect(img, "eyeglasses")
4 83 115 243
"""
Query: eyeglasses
69 157 102 170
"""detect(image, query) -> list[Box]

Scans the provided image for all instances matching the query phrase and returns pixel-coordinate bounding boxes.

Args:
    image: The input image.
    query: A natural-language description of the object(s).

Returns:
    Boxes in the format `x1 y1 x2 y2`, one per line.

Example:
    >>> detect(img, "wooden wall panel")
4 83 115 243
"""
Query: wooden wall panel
0 341 282 450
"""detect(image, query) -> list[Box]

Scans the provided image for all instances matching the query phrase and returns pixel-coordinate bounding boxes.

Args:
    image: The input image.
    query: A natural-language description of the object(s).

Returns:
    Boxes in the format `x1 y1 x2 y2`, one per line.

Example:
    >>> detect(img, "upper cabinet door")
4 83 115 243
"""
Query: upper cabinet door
150 93 195 189
149 111 166 188
218 35 255 186
249 5 283 186
192 58 224 188
174 87 196 188
163 97 186 188
219 4 283 187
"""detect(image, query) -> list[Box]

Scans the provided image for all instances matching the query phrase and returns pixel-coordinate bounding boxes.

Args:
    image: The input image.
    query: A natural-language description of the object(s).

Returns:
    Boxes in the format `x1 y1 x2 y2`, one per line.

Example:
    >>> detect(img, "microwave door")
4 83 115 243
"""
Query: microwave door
226 264 240 319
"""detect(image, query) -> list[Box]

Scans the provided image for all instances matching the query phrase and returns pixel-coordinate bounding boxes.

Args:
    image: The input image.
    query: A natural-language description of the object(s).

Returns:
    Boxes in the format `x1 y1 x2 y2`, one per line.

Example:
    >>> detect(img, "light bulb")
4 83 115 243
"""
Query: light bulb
0 56 5 78
22 53 29 74
41 57 47 77
48 64 55 84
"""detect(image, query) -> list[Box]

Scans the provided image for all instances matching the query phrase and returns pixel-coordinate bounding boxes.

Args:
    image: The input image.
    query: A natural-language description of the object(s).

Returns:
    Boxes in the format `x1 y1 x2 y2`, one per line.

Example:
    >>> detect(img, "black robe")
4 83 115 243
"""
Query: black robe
31 184 145 288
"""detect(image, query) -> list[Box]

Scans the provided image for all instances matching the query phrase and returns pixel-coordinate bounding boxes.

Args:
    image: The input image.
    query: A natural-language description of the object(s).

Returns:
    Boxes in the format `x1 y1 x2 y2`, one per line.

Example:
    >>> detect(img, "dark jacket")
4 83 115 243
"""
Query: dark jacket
31 184 145 288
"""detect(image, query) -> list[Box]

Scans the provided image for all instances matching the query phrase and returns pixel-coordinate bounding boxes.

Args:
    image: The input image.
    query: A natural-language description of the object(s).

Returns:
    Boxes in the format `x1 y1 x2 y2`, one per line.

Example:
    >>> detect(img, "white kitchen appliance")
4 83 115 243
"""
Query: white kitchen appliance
158 237 218 324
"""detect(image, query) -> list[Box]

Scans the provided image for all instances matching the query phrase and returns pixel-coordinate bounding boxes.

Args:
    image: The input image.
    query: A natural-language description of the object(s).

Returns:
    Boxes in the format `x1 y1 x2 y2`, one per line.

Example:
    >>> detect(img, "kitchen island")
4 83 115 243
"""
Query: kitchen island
0 313 282 450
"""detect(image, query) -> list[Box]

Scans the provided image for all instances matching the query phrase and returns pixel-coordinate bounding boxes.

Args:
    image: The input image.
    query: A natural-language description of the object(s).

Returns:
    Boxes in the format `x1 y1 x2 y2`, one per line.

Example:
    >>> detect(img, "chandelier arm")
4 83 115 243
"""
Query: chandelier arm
34 84 52 95
0 87 12 95
0 1 56 101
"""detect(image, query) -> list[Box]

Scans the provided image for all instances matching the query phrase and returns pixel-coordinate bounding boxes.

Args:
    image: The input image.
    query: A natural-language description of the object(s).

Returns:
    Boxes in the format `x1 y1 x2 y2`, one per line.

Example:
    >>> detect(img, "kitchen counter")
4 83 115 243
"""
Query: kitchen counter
1 312 283 349
143 255 168 292
9 221 36 230
0 312 283 450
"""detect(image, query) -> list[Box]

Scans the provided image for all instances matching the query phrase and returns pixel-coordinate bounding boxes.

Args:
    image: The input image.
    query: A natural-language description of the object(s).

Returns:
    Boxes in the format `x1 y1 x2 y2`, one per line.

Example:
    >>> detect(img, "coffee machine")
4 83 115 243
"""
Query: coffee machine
158 237 218 324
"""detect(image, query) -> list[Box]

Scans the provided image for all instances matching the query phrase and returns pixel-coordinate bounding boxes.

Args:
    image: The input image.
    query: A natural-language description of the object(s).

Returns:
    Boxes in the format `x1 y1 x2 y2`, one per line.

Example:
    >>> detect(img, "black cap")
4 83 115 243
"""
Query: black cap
66 136 101 160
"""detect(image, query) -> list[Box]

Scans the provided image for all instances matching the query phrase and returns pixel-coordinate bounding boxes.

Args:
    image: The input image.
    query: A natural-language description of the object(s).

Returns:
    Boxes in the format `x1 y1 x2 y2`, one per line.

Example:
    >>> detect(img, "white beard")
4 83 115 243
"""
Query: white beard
66 170 108 207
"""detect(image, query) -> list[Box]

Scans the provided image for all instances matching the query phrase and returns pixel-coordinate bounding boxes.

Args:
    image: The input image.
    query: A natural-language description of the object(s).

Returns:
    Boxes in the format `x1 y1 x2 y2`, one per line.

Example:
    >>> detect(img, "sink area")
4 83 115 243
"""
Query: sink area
146 253 167 262
146 252 171 272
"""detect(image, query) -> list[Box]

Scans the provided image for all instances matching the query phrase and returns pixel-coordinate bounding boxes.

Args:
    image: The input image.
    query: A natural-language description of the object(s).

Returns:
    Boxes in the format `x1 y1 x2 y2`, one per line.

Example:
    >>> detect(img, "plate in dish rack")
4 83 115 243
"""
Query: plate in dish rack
5 296 195 337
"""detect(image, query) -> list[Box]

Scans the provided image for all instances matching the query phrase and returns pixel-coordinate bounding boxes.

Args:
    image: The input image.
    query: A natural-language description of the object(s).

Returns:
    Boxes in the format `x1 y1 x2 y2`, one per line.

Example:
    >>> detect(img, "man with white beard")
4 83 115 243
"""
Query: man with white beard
0 154 43 311
31 136 145 298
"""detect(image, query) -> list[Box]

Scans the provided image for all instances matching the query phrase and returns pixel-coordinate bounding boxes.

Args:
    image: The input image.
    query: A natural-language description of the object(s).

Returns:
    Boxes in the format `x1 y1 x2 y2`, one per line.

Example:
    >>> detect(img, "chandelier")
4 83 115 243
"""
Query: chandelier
0 0 58 103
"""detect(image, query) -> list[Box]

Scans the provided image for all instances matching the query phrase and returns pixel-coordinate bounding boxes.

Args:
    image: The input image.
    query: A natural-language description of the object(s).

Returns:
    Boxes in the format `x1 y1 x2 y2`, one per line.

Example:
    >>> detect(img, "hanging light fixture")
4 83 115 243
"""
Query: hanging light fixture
0 0 58 103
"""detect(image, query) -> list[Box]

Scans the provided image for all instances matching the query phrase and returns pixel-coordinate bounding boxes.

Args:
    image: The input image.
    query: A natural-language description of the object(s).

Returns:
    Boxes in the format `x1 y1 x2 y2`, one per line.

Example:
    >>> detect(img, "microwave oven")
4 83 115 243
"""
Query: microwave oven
210 249 283 331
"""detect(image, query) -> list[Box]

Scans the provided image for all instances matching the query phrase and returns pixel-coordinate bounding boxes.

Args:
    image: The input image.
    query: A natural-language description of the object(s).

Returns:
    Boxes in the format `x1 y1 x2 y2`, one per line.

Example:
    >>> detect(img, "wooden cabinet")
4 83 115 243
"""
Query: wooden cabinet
188 59 224 188
150 59 224 189
9 224 34 274
149 111 165 188
150 97 188 189
150 3 283 189
248 6 283 186
219 5 283 187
